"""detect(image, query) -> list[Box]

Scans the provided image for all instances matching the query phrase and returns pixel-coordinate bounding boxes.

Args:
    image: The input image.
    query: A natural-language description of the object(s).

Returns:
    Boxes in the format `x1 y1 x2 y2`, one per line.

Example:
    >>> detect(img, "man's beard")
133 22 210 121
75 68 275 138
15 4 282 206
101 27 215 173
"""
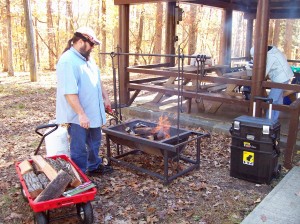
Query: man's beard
79 44 92 60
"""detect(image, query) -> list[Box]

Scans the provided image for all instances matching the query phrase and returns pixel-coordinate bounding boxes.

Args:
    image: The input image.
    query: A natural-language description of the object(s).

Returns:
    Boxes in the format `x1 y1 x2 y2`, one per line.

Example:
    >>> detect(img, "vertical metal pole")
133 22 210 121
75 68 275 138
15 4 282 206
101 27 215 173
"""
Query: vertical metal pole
106 136 111 165
163 149 169 185
196 135 201 168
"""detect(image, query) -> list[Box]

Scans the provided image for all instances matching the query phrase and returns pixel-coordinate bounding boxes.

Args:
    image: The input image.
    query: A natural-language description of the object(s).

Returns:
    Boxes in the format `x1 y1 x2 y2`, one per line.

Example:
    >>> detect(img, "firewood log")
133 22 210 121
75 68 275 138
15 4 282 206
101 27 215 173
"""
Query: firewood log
31 155 57 181
19 160 33 175
133 127 153 136
22 171 43 198
45 158 82 187
34 170 72 202
154 129 166 140
37 173 50 189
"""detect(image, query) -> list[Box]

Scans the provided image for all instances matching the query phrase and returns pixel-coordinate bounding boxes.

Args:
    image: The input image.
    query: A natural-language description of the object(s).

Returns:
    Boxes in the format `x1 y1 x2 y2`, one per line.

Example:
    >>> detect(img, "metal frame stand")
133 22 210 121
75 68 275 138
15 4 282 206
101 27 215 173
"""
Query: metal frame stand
106 131 208 185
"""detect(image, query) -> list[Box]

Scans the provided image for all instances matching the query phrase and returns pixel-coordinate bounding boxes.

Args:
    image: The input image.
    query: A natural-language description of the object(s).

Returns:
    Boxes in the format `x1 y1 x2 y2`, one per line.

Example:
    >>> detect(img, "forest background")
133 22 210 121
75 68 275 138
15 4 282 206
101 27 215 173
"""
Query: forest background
1 0 300 78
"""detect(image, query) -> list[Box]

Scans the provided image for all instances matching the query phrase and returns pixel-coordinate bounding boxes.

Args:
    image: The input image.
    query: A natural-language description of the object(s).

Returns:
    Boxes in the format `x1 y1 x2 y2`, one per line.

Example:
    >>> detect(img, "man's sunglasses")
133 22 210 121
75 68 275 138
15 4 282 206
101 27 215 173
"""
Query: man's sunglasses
74 32 95 47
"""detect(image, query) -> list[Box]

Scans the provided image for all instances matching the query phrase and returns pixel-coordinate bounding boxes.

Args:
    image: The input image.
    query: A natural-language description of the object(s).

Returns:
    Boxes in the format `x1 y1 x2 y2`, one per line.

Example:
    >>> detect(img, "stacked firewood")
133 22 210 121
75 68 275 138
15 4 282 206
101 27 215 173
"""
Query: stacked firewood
19 155 83 202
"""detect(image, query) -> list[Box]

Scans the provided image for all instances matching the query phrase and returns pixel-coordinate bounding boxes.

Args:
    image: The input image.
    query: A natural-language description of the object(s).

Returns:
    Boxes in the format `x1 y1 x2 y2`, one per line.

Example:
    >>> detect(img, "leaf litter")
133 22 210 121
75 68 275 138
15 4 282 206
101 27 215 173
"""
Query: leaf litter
0 72 283 224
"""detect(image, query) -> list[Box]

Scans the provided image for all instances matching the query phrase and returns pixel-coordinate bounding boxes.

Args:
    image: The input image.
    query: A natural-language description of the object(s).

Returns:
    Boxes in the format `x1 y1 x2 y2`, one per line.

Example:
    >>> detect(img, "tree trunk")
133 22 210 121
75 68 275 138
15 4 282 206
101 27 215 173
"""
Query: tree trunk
66 0 74 35
284 20 293 59
6 0 14 76
219 9 226 64
101 0 107 67
153 2 163 64
23 0 37 82
134 7 144 65
273 20 281 46
188 5 198 64
47 0 55 70
34 17 40 67
268 20 274 45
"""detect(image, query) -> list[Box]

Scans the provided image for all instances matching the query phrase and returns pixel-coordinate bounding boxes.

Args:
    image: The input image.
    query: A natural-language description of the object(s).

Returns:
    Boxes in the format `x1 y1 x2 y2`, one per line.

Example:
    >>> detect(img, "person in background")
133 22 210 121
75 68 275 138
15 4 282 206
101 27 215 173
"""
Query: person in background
56 26 113 175
250 46 294 120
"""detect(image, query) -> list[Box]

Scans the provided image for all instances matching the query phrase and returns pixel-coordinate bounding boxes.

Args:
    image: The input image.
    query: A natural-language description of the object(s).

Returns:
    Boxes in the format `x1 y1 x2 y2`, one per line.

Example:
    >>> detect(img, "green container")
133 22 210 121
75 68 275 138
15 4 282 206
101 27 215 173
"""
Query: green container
291 66 300 73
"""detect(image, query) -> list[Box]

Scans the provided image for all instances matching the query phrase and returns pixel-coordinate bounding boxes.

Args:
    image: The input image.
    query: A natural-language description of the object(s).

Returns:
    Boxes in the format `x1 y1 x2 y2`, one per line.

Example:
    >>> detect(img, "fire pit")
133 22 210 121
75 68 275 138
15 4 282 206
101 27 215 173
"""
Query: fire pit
102 119 209 184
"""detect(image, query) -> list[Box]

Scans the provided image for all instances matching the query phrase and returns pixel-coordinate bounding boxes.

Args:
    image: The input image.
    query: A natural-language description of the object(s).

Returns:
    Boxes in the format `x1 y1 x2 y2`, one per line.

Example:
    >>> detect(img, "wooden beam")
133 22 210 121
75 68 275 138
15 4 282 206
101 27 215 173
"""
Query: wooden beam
165 2 176 66
114 0 175 5
251 0 269 117
118 4 130 104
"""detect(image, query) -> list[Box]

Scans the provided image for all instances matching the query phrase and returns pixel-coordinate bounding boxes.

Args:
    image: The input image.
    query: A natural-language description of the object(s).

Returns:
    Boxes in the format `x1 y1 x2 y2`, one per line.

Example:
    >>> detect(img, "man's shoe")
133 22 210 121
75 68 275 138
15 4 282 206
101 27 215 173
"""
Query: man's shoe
87 164 113 176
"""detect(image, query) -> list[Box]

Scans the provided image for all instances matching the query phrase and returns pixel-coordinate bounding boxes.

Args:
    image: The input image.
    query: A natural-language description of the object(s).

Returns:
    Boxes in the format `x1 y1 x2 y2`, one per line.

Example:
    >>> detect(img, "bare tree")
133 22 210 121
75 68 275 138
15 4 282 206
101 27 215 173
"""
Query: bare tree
47 0 55 70
23 0 37 81
66 0 74 35
284 19 293 59
188 5 198 63
153 2 163 64
134 7 144 65
101 0 107 67
6 0 14 76
34 17 40 68
273 20 281 46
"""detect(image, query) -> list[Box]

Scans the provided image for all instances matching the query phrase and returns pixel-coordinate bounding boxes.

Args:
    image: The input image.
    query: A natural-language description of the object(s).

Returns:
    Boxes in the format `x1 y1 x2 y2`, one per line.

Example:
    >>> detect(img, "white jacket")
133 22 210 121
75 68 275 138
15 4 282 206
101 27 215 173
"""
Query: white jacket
266 46 294 83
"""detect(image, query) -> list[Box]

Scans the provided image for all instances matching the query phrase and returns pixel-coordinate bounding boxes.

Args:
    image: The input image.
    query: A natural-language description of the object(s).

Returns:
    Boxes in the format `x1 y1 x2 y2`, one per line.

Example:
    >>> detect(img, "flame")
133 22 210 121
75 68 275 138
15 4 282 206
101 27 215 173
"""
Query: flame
152 116 171 139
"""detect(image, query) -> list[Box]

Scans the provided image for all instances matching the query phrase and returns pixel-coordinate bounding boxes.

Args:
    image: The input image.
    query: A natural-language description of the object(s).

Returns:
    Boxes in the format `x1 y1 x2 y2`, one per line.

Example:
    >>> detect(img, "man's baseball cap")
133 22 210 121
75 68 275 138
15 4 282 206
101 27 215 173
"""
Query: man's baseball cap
75 27 101 45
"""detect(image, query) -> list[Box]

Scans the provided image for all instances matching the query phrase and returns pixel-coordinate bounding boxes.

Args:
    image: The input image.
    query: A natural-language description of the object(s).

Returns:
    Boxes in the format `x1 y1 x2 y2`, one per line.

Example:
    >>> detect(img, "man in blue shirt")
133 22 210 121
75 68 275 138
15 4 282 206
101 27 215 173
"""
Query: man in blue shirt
56 27 113 175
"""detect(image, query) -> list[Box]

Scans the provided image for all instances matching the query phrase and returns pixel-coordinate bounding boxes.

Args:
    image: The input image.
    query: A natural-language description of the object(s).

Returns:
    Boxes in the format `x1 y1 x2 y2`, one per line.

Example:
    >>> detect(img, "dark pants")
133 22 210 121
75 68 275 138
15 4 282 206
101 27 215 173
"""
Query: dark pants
68 123 102 173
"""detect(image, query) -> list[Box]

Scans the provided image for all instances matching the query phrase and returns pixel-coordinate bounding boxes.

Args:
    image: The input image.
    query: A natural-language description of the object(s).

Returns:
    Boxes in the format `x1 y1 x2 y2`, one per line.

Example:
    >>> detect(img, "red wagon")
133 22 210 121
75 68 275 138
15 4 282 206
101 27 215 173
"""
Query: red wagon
15 124 97 224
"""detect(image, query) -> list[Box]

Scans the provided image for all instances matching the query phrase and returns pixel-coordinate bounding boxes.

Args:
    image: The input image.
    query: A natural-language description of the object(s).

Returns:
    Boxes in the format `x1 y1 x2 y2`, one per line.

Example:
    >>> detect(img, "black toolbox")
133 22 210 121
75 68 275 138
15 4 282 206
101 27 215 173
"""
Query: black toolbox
230 97 281 184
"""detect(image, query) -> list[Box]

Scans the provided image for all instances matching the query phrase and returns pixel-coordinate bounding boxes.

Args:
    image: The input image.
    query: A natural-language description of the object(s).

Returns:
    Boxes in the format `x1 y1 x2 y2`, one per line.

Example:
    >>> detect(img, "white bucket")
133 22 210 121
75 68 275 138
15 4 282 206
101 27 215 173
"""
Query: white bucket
45 125 70 157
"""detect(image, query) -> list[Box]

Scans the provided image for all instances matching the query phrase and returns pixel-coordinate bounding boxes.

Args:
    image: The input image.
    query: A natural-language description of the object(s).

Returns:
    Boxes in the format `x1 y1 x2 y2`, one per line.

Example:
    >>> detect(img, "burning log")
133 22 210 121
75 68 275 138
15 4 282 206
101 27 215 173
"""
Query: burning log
133 127 153 136
154 129 166 140
126 117 172 141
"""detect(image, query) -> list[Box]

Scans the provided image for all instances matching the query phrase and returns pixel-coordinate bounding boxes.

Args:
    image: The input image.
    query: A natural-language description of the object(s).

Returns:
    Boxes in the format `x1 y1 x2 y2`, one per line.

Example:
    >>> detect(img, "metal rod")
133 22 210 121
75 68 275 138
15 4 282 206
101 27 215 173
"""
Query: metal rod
99 51 211 59
110 52 119 121
116 46 123 121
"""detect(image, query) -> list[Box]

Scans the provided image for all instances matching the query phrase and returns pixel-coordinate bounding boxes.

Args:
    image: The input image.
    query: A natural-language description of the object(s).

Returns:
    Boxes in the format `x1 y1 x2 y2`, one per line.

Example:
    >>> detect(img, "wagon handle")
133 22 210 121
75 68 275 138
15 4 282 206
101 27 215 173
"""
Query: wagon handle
34 124 58 155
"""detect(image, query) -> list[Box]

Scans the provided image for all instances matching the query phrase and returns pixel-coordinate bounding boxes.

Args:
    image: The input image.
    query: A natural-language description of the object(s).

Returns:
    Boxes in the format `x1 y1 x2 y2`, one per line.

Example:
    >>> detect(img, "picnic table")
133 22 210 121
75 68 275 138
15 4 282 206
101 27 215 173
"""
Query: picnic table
152 65 251 113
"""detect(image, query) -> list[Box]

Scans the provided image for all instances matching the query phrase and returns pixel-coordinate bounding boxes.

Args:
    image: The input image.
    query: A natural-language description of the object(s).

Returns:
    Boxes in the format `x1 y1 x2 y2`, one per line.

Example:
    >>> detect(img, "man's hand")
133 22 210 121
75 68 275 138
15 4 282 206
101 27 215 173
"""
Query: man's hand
65 94 90 129
103 97 111 111
79 113 90 129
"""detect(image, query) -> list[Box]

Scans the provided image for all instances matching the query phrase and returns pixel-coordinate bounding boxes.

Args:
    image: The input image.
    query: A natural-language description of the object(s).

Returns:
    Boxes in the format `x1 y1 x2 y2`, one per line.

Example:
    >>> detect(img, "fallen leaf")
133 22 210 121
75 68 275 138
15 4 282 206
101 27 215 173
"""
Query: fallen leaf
4 212 23 220
260 214 267 222
254 198 261 203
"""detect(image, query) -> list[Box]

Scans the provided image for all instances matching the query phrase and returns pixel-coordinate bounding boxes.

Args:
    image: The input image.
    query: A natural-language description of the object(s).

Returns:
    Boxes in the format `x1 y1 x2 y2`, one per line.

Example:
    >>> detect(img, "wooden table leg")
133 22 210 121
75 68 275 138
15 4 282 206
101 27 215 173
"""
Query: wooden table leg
152 77 176 103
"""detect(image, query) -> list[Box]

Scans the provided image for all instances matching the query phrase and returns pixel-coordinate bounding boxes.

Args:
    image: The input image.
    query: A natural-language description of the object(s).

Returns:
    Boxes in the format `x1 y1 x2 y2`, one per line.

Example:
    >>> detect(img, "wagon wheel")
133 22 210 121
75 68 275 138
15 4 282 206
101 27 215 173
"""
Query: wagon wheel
76 202 94 224
34 212 48 224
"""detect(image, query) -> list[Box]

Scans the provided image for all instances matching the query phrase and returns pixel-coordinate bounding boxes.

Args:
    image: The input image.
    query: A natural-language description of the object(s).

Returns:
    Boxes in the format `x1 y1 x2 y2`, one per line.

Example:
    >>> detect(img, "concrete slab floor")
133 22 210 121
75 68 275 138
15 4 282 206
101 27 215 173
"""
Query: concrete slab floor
241 166 300 224
121 93 300 150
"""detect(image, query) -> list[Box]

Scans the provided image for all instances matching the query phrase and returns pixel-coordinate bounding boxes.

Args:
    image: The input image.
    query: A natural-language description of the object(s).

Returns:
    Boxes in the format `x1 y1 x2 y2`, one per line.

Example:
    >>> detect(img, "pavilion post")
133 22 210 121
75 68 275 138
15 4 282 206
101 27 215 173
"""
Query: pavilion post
118 4 130 104
251 0 269 117
165 2 176 66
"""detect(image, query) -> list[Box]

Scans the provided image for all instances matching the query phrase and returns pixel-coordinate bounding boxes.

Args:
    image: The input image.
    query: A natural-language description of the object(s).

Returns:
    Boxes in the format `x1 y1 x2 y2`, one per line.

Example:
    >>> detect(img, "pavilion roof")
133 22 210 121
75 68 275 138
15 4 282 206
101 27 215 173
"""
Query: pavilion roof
114 0 300 19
